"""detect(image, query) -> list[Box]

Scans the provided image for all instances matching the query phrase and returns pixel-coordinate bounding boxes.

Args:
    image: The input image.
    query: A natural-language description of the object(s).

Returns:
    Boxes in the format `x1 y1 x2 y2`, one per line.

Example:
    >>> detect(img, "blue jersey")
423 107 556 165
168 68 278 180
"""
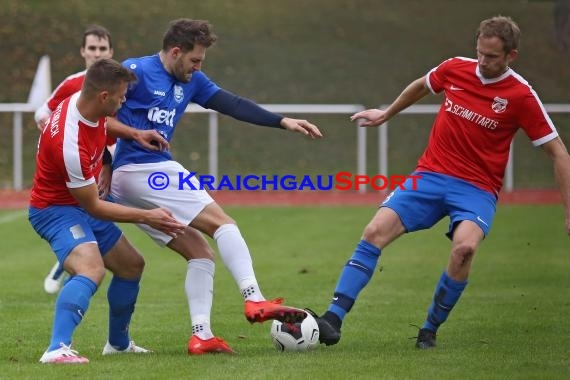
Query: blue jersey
113 54 220 169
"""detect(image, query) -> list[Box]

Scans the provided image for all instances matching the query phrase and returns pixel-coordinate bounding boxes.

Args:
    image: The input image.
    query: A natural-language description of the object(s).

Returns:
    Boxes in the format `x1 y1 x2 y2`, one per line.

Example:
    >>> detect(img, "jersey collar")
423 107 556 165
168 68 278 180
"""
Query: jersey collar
475 65 513 85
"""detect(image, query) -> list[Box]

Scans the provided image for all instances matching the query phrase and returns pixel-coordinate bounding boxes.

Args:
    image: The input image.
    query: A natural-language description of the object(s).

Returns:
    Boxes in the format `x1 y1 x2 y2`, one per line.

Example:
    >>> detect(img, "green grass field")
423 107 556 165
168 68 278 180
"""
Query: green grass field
1 205 569 379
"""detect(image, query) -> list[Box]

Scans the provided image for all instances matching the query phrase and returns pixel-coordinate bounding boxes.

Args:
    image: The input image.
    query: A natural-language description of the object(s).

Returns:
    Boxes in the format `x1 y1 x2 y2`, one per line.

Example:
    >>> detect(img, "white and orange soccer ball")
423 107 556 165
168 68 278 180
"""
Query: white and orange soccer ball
270 313 320 352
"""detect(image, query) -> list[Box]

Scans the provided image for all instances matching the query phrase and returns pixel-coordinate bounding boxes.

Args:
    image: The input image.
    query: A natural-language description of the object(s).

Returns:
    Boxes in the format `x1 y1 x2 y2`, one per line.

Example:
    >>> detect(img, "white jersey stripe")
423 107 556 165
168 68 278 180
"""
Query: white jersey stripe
63 93 96 188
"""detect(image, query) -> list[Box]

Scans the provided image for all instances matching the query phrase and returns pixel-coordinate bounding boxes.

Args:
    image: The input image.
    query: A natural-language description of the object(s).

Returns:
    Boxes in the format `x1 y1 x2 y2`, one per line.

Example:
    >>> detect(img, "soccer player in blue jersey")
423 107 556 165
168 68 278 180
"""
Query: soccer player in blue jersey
108 18 323 355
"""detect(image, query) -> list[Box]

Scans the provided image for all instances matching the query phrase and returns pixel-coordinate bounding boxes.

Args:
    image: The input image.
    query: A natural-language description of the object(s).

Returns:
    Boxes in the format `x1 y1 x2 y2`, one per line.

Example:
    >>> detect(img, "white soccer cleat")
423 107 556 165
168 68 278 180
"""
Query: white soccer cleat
43 262 68 294
39 343 89 364
102 340 152 355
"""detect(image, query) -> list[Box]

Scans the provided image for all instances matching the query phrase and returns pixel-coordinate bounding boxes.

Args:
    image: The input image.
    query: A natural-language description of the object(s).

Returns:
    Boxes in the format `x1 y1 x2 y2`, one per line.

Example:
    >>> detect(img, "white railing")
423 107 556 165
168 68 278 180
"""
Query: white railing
0 103 367 191
3 102 568 192
378 104 570 192
0 102 36 191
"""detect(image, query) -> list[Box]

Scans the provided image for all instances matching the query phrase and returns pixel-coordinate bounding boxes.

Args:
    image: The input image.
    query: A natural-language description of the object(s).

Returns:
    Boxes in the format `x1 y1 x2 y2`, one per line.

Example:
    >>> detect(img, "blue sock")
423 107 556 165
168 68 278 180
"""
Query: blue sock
49 275 97 351
327 240 381 321
107 276 140 349
423 271 468 332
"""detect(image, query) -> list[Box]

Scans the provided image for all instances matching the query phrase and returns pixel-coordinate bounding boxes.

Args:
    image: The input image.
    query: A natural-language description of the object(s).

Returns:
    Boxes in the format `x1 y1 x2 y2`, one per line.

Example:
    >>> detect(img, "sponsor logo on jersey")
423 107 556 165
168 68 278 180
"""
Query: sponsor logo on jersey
49 103 63 138
444 98 499 130
491 96 508 113
174 85 184 103
153 90 166 96
148 107 176 127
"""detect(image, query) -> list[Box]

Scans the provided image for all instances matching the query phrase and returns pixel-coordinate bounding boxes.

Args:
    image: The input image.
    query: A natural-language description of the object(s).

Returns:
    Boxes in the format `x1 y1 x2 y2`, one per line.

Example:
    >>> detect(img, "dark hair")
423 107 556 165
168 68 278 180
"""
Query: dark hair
162 19 217 52
82 58 136 96
82 24 113 49
476 16 521 53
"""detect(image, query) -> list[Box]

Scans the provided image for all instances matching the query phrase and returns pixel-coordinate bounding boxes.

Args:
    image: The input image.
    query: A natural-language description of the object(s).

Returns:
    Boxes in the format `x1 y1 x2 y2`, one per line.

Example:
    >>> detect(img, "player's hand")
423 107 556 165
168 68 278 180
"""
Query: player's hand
98 164 112 200
134 130 169 151
36 117 49 132
280 118 323 139
350 109 389 127
144 208 187 238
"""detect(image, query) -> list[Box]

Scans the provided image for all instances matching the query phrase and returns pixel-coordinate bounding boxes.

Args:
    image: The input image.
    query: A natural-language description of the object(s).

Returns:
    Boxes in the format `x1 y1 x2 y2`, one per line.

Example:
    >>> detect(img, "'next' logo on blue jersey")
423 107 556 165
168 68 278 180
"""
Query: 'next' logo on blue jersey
147 107 176 128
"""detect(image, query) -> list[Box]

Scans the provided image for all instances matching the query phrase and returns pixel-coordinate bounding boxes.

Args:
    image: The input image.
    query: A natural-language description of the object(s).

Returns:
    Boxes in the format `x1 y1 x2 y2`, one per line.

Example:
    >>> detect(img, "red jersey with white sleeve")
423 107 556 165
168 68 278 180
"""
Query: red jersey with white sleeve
418 57 558 195
30 92 107 209
34 71 86 125
34 70 116 145
47 71 86 113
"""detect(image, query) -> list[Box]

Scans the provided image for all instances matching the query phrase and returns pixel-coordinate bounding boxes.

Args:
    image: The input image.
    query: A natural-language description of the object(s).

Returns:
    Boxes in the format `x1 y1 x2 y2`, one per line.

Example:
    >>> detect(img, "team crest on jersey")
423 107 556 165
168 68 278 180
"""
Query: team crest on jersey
491 97 508 113
174 85 184 103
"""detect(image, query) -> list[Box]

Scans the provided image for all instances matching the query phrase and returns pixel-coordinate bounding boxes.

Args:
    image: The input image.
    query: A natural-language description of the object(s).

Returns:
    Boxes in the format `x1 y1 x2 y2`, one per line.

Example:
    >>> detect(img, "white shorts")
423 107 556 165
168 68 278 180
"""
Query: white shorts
111 161 214 246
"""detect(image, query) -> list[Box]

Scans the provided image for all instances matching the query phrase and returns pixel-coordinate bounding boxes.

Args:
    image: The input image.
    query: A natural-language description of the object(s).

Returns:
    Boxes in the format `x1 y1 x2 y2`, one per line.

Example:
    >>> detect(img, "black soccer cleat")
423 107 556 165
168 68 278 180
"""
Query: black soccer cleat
305 309 341 346
415 328 437 349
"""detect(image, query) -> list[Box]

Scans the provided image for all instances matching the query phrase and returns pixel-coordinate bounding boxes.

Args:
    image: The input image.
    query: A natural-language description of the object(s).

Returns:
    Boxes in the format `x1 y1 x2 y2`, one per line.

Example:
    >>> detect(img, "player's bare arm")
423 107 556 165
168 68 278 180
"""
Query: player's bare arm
69 183 187 238
106 117 169 151
279 117 323 139
36 117 49 132
541 137 570 234
350 77 430 127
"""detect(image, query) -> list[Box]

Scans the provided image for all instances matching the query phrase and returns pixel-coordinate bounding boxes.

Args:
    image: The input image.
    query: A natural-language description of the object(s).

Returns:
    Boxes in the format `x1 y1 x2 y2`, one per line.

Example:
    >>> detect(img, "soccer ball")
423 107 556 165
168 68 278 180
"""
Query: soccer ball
270 313 320 352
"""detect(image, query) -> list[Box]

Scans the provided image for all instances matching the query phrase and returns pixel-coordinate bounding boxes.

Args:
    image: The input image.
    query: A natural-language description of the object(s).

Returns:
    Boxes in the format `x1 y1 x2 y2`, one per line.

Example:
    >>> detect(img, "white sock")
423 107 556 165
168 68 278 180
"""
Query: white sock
186 258 215 339
213 224 265 302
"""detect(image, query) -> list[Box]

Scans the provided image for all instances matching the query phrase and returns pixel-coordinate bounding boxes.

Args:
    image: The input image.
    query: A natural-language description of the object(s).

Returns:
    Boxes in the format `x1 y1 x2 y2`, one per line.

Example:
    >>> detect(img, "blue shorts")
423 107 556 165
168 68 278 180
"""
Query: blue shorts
29 205 122 264
381 171 497 238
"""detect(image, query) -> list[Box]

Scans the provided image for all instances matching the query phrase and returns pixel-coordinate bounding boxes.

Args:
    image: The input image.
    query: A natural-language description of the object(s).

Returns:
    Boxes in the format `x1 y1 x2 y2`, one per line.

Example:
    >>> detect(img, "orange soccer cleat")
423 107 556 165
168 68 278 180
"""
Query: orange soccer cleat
244 297 307 324
187 335 236 355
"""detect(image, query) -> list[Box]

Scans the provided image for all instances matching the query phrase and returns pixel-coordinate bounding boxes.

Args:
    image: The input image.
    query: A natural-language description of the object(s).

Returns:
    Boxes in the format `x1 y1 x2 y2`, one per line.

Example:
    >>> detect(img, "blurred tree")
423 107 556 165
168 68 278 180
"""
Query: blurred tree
554 0 570 51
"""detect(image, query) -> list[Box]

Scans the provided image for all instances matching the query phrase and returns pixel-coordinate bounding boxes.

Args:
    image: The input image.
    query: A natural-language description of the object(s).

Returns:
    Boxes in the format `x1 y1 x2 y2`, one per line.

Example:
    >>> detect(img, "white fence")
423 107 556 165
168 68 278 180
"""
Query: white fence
2 102 569 192
0 103 367 191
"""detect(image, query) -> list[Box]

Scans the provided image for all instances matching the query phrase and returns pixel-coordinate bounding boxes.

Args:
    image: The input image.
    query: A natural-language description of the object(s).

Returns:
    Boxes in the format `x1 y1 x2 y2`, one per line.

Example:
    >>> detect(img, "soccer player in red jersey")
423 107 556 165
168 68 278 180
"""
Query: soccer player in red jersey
35 25 117 294
30 58 186 363
312 15 570 349
34 25 114 132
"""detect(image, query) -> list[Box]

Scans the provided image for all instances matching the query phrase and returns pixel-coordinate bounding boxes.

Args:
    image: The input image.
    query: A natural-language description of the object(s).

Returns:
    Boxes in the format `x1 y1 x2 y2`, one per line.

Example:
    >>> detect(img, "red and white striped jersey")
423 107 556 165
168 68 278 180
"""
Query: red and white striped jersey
35 70 116 146
30 92 107 208
417 57 558 195
47 71 87 113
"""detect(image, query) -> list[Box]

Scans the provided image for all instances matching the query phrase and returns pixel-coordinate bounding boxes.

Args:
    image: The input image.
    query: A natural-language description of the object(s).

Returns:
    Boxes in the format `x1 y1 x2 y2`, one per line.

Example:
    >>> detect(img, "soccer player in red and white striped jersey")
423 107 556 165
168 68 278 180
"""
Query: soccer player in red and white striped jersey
313 15 570 349
34 25 114 132
35 25 117 294
30 58 185 364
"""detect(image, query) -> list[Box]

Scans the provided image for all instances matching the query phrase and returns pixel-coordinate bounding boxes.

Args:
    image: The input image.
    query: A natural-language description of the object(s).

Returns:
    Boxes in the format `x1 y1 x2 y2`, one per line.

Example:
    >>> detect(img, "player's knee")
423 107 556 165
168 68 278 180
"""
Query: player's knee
81 265 106 285
203 245 215 260
127 254 145 276
451 243 476 266
113 253 145 278
361 221 384 244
